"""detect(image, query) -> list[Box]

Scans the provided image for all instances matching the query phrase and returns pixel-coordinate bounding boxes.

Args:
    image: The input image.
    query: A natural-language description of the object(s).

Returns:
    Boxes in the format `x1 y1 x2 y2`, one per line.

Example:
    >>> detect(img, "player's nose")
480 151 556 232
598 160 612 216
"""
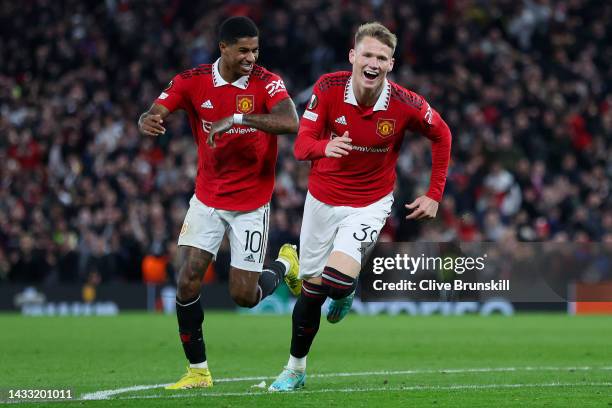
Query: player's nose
245 52 256 62
367 57 380 70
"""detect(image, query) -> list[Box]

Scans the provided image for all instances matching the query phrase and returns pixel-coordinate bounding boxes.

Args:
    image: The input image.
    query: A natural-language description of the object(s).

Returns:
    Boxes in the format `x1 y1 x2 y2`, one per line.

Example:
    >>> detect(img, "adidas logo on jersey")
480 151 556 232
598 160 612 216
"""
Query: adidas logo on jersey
244 254 256 262
201 100 213 109
335 116 347 125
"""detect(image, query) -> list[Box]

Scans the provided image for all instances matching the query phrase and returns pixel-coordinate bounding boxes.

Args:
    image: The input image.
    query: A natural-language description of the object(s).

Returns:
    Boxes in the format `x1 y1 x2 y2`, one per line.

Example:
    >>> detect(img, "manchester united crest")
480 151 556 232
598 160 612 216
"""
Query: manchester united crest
376 118 396 138
236 95 254 114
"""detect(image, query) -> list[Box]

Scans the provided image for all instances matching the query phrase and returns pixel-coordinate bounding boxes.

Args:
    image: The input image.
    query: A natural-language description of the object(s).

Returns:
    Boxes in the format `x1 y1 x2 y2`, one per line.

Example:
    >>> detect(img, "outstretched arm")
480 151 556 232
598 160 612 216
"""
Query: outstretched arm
138 103 171 137
207 98 299 147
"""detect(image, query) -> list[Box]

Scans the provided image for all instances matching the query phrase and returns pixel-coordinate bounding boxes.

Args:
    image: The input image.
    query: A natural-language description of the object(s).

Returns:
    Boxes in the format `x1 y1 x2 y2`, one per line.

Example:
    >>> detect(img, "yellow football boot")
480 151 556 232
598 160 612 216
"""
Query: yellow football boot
165 367 213 390
278 244 301 296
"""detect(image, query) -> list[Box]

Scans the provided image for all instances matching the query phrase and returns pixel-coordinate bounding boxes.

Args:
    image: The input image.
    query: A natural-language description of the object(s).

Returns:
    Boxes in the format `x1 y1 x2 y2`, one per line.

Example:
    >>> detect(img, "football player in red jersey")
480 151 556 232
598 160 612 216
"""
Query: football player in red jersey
269 22 452 391
138 16 302 389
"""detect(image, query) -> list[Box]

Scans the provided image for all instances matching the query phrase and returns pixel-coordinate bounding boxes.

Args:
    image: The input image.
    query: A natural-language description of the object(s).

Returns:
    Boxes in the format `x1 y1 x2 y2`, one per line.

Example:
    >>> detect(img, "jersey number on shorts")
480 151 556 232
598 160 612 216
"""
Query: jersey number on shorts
353 224 379 242
244 230 263 254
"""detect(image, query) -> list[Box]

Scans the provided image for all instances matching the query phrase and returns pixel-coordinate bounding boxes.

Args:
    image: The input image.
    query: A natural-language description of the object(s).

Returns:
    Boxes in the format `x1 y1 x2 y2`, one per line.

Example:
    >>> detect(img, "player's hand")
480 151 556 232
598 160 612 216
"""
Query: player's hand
207 116 235 148
405 195 439 220
139 114 166 136
325 131 352 158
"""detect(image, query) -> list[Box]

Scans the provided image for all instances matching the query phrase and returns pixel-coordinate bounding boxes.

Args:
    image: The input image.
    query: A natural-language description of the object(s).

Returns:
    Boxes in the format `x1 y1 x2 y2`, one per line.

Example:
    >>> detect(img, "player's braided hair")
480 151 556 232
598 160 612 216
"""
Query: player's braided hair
355 22 397 53
218 16 259 44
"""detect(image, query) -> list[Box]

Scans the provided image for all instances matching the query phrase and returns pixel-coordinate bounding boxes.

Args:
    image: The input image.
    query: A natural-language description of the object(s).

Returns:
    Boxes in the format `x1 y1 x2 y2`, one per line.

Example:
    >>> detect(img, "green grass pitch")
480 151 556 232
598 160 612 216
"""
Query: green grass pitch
1 312 611 407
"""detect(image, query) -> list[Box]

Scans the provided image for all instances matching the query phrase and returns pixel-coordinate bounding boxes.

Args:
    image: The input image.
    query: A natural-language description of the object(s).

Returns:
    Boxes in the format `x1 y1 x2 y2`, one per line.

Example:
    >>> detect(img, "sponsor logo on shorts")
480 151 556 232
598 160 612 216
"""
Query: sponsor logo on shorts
236 95 254 114
244 254 256 262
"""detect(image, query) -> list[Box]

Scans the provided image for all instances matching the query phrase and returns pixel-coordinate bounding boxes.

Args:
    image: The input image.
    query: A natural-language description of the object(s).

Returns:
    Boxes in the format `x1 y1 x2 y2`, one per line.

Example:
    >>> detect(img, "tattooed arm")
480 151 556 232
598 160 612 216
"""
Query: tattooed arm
240 98 299 134
207 98 299 147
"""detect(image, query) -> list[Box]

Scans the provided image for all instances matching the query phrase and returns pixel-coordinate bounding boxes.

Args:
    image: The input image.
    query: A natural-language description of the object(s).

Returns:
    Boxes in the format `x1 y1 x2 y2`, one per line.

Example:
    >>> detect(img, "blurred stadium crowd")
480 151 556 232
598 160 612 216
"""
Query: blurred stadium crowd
1 0 610 283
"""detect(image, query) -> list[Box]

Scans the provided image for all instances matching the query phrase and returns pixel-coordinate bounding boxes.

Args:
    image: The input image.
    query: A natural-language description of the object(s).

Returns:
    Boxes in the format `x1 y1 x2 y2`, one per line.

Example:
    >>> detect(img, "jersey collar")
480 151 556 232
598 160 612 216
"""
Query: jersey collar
212 59 250 89
344 76 391 111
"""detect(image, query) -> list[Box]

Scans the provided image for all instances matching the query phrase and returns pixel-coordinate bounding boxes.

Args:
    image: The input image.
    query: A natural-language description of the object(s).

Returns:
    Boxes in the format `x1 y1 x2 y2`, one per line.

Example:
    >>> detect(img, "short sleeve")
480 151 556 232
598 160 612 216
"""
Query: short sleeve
154 74 191 113
263 73 290 111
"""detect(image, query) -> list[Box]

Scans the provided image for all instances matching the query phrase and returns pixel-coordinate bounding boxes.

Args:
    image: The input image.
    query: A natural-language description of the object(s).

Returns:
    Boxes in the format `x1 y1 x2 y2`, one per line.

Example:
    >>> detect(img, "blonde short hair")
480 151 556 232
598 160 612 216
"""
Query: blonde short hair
354 22 397 53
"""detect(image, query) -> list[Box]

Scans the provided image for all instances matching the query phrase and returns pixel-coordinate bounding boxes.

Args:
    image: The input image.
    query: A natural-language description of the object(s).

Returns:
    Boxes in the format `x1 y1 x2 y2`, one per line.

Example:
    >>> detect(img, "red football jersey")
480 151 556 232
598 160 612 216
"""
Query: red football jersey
294 72 452 207
155 59 290 211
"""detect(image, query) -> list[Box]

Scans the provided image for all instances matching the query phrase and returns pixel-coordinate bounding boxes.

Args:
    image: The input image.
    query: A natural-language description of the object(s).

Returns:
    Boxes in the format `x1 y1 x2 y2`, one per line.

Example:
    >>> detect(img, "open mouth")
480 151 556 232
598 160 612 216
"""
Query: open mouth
363 69 379 81
240 63 253 72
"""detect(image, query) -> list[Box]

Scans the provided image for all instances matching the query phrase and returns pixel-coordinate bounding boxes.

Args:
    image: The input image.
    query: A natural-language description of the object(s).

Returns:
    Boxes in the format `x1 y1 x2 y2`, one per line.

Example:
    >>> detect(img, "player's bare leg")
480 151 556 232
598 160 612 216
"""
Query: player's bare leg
228 243 300 308
228 267 262 307
167 246 214 390
176 246 212 300
326 251 360 278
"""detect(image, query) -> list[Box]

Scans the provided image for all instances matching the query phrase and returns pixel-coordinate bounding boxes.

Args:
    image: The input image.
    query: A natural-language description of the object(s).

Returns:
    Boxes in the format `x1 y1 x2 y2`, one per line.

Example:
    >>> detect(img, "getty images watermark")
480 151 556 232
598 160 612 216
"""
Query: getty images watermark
371 252 509 292
359 242 612 302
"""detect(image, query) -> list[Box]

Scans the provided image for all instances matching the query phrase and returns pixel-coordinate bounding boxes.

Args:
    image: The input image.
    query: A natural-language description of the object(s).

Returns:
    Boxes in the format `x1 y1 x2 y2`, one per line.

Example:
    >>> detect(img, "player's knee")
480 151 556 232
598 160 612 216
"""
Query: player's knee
321 266 357 300
229 286 259 308
177 278 200 301
177 257 208 299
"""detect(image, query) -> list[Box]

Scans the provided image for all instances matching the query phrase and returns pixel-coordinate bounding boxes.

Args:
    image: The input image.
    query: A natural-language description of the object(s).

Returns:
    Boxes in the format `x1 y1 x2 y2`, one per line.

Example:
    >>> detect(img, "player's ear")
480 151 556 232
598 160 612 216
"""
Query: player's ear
349 48 355 65
219 41 227 54
389 57 395 72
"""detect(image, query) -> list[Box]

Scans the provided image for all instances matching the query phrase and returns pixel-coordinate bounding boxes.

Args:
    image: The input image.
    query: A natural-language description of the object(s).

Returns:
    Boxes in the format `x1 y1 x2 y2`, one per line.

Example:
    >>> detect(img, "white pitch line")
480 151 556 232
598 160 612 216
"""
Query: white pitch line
80 365 612 400
80 384 170 401
108 382 612 401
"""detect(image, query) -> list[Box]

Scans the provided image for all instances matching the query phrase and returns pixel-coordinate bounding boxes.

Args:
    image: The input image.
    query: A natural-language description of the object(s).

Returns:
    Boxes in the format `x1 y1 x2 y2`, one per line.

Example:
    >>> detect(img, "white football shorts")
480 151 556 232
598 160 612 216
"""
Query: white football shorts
178 195 270 272
299 191 393 279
